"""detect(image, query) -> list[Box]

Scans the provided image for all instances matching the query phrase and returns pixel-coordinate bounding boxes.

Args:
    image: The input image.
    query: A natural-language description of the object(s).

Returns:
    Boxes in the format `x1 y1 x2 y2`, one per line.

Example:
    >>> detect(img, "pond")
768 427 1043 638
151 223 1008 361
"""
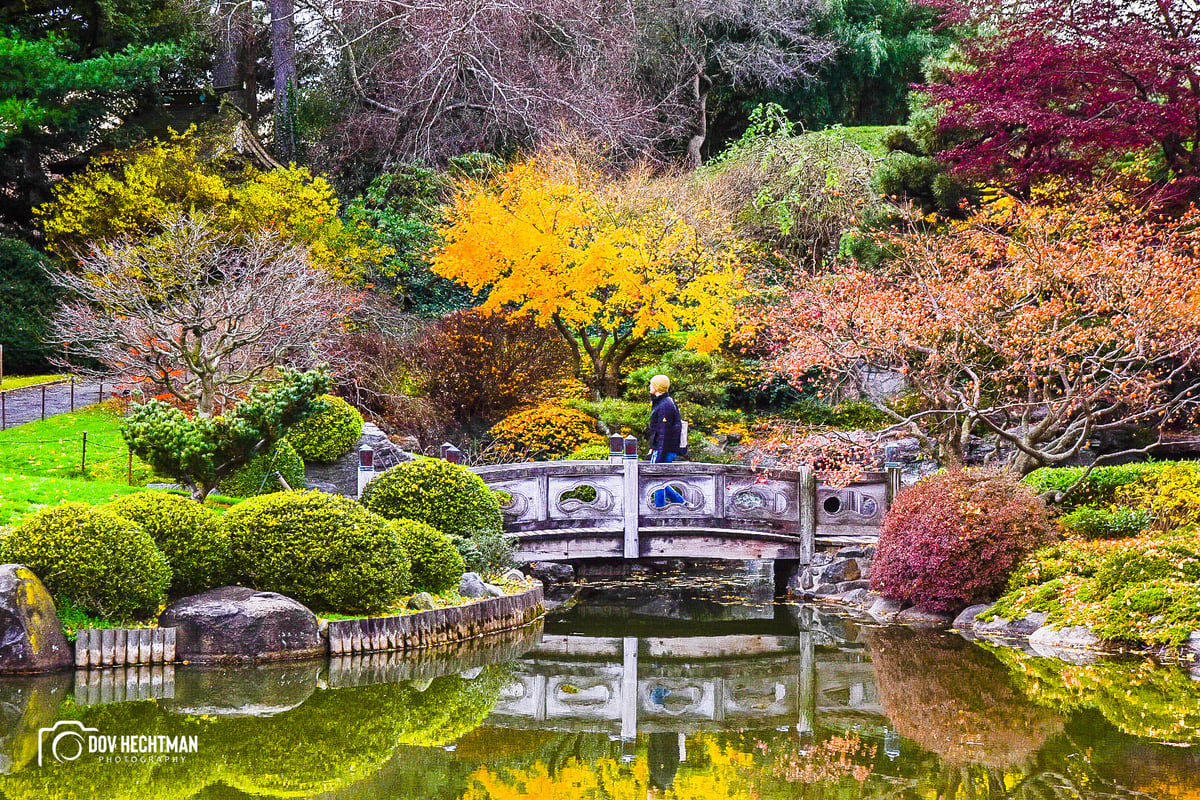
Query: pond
2 569 1198 800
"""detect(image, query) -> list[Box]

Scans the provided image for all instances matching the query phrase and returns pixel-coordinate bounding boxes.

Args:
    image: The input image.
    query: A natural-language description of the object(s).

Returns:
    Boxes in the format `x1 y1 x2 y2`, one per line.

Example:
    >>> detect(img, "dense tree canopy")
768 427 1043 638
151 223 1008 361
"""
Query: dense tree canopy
929 0 1200 198
432 152 748 396
769 181 1200 473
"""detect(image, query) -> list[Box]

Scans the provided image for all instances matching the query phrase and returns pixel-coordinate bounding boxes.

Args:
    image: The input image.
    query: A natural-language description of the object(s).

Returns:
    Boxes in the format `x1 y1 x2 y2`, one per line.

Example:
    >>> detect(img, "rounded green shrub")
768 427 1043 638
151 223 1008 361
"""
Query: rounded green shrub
104 492 231 595
222 490 411 613
390 519 465 593
219 439 306 498
287 394 364 462
0 502 171 619
362 457 502 537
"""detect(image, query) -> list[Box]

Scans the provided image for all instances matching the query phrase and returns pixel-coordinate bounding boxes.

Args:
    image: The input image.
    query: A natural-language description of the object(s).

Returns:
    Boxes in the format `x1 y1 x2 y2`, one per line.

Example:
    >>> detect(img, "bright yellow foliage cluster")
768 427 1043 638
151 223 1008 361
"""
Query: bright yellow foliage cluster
432 155 747 374
37 130 389 283
488 403 603 462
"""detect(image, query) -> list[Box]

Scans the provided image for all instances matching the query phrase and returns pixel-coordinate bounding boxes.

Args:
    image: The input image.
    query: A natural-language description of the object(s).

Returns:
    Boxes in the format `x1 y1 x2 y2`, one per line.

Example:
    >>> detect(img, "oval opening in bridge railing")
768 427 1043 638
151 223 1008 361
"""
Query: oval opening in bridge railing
557 483 616 514
646 483 697 510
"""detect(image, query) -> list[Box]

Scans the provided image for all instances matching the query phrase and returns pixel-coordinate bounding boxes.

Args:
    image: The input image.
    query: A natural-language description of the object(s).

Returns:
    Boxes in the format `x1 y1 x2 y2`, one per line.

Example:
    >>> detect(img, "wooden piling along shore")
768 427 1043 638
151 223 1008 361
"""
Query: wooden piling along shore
70 585 546 668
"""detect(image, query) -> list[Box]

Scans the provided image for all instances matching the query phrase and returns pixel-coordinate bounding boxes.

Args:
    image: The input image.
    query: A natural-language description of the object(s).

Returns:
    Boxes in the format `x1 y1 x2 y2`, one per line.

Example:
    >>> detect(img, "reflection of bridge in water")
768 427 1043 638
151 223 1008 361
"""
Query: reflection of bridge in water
487 628 882 736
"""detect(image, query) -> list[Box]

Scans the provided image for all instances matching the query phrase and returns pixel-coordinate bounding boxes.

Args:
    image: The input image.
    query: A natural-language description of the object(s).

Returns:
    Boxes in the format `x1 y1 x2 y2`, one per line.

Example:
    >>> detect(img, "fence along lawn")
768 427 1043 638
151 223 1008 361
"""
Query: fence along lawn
0 406 162 525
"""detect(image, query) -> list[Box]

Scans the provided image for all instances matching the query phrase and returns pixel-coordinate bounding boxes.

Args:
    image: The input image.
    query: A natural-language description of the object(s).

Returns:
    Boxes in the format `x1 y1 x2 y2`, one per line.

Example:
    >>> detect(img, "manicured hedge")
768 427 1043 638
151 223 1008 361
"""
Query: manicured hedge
104 491 231 594
362 457 502 538
390 519 465 593
288 395 364 462
0 502 171 619
871 470 1056 612
1023 462 1172 511
222 490 410 613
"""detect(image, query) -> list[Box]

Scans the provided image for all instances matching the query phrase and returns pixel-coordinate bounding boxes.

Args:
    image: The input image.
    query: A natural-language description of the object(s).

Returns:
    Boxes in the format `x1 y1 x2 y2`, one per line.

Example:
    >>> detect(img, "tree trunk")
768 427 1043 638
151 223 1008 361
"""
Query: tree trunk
269 0 298 162
214 0 250 113
685 71 712 170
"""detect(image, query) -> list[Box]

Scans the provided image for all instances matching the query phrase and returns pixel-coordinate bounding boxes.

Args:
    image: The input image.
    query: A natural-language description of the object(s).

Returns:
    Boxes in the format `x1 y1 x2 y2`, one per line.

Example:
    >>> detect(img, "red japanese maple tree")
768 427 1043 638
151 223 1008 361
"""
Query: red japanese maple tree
926 0 1200 195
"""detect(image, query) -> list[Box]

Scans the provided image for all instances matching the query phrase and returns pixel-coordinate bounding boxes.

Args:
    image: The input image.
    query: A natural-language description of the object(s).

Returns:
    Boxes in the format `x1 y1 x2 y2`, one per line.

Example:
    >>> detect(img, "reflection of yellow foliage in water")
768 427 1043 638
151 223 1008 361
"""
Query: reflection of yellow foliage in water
989 647 1200 743
461 736 760 800
867 629 1063 766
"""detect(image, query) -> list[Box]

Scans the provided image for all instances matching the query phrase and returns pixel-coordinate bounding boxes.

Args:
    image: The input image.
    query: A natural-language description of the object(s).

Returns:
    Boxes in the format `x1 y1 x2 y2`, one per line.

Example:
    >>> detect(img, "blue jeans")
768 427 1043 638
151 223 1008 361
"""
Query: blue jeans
649 451 684 507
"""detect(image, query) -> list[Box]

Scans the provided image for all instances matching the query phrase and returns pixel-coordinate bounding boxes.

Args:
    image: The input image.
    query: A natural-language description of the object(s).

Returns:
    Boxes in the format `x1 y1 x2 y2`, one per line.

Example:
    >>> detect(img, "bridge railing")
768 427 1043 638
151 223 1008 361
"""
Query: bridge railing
468 435 900 561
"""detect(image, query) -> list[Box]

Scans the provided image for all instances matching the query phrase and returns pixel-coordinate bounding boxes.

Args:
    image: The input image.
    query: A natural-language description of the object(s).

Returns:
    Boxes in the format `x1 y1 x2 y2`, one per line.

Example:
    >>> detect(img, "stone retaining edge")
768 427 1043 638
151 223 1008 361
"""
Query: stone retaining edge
327 584 545 655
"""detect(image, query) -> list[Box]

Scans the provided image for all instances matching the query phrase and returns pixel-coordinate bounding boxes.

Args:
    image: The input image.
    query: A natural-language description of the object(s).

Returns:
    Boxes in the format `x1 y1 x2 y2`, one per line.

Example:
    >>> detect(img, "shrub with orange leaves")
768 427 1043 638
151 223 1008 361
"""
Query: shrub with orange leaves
769 181 1200 474
432 149 749 397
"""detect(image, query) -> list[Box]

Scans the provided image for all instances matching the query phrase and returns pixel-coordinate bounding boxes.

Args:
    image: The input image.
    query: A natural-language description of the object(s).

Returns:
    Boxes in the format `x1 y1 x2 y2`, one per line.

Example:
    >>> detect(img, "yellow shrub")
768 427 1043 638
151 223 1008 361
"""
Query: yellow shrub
489 404 603 462
37 129 390 283
1118 462 1200 530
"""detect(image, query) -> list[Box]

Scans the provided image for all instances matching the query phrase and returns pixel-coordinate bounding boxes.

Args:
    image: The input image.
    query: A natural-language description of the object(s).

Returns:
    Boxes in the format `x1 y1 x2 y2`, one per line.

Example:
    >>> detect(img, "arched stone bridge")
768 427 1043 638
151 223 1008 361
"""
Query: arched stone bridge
470 440 901 564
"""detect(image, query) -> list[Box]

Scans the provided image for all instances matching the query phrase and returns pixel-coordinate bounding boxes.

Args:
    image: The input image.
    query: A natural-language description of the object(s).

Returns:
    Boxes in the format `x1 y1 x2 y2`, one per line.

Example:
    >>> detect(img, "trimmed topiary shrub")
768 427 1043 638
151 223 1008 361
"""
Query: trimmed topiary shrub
870 469 1056 612
104 492 231 595
222 490 411 613
390 519 465 593
287 395 364 462
362 457 503 537
0 502 171 619
219 439 306 498
488 403 603 462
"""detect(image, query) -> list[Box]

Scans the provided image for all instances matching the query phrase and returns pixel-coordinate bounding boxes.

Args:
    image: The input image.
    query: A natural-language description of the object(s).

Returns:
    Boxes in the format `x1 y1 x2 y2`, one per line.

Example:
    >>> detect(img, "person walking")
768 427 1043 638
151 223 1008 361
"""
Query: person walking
648 374 685 507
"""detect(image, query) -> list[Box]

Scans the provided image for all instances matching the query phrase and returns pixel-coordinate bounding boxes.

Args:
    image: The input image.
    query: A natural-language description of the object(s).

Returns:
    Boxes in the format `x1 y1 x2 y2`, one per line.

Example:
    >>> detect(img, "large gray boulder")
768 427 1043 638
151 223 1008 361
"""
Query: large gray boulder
459 572 489 599
159 587 325 663
974 611 1049 639
526 562 574 584
0 565 72 674
303 422 412 496
952 603 994 631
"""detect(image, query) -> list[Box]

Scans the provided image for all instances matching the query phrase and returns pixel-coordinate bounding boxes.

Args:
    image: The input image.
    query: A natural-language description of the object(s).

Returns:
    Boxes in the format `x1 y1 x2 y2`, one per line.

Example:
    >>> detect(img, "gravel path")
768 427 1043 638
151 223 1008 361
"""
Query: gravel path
0 380 109 430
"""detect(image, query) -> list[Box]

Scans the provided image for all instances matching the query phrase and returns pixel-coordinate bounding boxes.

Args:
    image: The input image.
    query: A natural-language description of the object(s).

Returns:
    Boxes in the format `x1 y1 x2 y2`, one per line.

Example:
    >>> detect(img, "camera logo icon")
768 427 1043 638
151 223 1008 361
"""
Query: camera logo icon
38 720 98 766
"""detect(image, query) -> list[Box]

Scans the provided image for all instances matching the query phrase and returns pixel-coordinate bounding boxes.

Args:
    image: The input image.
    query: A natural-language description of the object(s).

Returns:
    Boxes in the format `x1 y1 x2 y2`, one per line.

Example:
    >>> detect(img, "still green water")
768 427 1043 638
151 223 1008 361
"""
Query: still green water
2 573 1198 800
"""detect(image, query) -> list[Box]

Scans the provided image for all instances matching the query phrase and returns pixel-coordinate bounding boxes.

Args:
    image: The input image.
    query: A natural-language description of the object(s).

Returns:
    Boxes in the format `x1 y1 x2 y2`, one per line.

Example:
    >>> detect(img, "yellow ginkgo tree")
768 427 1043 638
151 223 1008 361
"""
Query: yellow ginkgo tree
432 153 748 397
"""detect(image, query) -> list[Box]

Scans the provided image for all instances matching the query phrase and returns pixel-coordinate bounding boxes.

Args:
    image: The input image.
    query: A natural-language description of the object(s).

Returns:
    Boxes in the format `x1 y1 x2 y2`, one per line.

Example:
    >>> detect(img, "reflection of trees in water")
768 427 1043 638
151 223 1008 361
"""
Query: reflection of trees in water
866 628 1064 767
864 629 1185 800
0 667 511 800
988 645 1200 744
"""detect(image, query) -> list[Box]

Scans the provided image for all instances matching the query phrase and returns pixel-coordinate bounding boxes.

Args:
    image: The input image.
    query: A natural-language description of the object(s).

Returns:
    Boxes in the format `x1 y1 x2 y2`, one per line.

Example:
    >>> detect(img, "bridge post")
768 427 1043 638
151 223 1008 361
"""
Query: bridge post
608 434 623 464
623 435 639 559
799 466 816 564
885 464 902 507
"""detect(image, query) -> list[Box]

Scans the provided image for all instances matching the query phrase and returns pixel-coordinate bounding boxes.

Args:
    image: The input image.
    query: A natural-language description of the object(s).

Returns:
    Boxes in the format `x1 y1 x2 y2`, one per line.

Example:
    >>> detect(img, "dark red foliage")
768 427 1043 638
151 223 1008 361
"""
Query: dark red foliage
405 308 573 430
926 0 1200 194
869 469 1056 612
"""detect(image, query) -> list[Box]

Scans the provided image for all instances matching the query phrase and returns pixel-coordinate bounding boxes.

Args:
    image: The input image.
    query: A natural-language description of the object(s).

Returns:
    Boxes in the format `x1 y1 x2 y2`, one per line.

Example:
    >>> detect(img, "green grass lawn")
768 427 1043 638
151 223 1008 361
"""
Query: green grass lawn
0 473 143 526
0 406 164 525
0 374 67 391
801 125 902 158
0 405 157 484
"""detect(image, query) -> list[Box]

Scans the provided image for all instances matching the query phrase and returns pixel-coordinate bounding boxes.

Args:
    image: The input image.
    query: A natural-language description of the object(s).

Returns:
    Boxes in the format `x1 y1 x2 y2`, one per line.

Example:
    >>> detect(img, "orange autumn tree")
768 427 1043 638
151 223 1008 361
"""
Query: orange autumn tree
432 152 747 397
769 182 1200 475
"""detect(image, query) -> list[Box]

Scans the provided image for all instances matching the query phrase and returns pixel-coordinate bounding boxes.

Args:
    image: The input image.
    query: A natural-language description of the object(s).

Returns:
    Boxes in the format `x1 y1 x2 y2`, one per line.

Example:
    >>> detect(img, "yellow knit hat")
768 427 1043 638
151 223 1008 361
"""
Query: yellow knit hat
650 374 671 393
